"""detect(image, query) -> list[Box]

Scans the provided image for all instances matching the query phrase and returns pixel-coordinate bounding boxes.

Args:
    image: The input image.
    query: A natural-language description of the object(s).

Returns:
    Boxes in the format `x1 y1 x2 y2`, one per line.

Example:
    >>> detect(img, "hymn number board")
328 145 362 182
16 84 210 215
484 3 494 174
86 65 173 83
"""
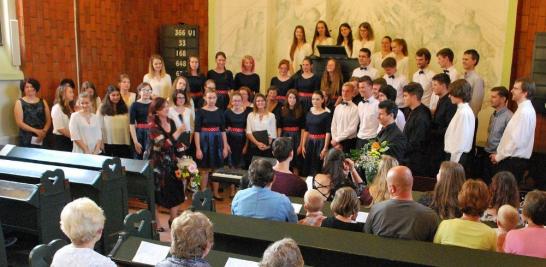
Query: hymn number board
160 24 199 78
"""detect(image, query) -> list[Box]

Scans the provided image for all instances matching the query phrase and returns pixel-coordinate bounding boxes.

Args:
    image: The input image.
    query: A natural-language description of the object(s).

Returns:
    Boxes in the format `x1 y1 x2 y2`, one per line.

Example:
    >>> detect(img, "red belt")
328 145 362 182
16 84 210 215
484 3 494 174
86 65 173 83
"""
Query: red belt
227 127 245 133
282 127 300 132
136 123 152 129
276 96 286 100
309 133 326 139
216 90 229 95
298 92 313 97
190 92 203 97
201 127 220 132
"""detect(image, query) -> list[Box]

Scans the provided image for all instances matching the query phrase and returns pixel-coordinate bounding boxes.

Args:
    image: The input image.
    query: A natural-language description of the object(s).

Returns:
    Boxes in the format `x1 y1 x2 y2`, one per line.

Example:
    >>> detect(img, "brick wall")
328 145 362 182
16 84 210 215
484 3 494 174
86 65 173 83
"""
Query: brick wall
16 0 208 102
513 0 546 153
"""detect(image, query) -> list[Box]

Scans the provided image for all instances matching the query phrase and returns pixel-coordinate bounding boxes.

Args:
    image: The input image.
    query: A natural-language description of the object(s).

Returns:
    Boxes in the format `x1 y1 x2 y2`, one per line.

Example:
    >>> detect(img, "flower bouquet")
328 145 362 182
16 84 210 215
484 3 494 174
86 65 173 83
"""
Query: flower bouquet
175 156 201 191
350 140 389 184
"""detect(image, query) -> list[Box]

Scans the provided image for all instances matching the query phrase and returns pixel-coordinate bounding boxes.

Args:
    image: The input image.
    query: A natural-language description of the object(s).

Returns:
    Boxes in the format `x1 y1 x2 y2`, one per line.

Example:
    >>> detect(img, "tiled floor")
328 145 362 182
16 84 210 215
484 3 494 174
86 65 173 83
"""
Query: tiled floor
129 189 234 242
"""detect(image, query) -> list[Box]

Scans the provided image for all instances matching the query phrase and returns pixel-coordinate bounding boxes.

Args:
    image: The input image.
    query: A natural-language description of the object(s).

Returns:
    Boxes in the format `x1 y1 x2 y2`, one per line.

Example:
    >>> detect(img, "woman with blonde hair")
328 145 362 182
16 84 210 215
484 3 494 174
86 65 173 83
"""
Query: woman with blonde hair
172 75 196 108
51 197 115 266
320 58 343 105
234 55 260 93
80 81 101 113
288 25 312 74
51 84 75 151
367 155 399 206
156 211 214 267
143 54 172 99
321 186 363 232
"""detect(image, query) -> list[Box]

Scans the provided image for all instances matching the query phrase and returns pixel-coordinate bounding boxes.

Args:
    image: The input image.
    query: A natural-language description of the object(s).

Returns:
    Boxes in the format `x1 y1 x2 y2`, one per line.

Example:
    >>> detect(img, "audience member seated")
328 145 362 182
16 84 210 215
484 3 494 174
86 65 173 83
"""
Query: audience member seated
299 190 327 227
504 190 546 258
366 155 398 207
496 205 520 253
434 179 497 251
259 238 304 267
482 171 520 222
365 166 440 241
418 161 465 220
156 211 214 267
313 149 367 203
271 137 307 198
321 187 363 232
51 198 116 267
232 159 298 222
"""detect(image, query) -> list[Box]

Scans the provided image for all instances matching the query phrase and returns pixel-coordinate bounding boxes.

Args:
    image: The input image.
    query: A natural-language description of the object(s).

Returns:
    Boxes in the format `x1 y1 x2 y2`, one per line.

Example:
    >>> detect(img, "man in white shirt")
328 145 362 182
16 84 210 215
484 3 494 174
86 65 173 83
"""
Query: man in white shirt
356 77 379 149
382 57 408 108
436 48 459 83
444 79 476 172
371 78 387 99
352 48 378 79
462 49 485 116
413 48 435 109
331 82 359 153
491 78 537 183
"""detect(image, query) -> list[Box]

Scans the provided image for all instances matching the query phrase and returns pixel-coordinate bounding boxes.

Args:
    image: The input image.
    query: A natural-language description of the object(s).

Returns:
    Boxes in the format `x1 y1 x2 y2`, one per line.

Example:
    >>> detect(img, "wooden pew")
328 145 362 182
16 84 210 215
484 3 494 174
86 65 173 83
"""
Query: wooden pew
0 158 127 253
1 220 9 267
203 211 546 267
0 171 69 244
0 145 155 219
109 235 267 267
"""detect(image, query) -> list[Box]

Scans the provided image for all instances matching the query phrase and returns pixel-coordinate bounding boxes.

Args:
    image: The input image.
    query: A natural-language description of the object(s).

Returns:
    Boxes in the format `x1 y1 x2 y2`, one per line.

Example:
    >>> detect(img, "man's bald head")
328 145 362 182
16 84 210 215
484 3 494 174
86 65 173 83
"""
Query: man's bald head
386 166 413 198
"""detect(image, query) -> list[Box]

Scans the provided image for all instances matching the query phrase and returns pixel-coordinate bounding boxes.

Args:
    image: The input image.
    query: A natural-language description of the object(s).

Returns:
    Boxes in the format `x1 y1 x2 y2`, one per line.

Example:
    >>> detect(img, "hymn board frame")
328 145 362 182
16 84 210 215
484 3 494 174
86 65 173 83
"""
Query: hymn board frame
160 24 199 79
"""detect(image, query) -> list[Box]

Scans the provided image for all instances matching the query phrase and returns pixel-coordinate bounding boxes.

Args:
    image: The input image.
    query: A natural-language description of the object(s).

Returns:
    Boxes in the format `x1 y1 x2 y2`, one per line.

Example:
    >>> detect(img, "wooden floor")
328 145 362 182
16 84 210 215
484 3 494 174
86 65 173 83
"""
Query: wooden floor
129 189 234 242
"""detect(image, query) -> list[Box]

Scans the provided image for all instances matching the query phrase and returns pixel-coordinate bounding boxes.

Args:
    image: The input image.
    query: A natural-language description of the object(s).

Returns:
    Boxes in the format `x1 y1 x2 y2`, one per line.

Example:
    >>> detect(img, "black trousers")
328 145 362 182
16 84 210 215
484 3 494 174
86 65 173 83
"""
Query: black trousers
104 144 132 159
445 152 473 178
52 134 73 152
497 157 529 183
339 138 357 154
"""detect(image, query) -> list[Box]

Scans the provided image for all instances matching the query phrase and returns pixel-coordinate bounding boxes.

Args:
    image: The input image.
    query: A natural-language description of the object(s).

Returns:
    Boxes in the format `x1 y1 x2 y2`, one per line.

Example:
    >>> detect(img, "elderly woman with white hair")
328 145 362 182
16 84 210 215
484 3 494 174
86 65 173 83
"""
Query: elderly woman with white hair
156 210 214 267
259 238 304 267
51 197 116 267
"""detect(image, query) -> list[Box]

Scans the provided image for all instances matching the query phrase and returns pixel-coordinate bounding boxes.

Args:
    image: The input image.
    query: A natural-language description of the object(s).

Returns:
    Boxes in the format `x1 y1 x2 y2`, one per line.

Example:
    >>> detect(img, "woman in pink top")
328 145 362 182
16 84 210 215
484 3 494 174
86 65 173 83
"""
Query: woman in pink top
504 190 546 258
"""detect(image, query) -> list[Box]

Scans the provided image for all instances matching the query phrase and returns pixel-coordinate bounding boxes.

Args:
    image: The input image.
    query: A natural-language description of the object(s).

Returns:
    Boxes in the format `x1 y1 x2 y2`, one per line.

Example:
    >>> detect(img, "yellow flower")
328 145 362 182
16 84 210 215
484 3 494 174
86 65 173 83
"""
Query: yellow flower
371 142 381 151
175 169 182 178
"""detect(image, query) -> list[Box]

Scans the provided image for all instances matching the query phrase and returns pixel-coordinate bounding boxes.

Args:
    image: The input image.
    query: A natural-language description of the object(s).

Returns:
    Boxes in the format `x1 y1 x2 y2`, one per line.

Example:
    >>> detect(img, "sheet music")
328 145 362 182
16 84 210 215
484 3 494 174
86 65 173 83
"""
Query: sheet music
355 211 369 223
292 203 302 213
225 257 259 267
0 144 15 156
132 241 170 265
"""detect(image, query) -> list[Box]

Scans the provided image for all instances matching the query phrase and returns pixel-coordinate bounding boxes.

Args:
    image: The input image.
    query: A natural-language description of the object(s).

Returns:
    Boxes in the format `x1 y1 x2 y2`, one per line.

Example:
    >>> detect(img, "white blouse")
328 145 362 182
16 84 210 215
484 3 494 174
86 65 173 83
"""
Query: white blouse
288 43 313 74
371 51 395 76
69 111 102 154
143 73 172 99
99 113 130 145
444 103 475 162
396 56 410 81
168 106 194 133
312 37 335 56
246 112 277 139
352 39 375 57
51 104 70 135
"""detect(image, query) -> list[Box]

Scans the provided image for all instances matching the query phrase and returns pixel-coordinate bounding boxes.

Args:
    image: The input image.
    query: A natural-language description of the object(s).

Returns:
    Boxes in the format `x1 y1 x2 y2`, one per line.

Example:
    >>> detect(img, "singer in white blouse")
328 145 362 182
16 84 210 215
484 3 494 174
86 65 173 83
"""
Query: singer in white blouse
444 80 475 165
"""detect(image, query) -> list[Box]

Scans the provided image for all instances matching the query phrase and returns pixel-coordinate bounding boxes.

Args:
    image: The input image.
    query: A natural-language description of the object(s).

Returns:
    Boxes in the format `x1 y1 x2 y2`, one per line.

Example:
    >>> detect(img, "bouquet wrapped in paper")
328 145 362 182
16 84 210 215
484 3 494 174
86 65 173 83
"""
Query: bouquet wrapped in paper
175 156 201 191
350 140 389 184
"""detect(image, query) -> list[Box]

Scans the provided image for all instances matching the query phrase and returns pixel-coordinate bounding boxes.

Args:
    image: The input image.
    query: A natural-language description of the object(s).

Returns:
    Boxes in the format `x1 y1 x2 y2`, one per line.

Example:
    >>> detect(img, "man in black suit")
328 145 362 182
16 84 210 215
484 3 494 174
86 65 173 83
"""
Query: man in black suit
377 100 408 164
428 73 456 175
402 82 432 176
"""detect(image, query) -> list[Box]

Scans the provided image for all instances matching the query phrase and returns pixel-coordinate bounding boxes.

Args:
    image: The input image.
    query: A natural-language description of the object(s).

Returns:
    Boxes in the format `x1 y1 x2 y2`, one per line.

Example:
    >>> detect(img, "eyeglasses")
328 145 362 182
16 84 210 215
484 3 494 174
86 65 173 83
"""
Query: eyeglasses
177 96 186 99
141 88 152 92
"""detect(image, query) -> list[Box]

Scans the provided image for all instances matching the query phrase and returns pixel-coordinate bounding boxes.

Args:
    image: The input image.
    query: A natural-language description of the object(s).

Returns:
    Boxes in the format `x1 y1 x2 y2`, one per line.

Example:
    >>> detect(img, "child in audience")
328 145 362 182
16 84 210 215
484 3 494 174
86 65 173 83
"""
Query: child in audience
299 190 327 227
321 187 363 232
496 204 520 252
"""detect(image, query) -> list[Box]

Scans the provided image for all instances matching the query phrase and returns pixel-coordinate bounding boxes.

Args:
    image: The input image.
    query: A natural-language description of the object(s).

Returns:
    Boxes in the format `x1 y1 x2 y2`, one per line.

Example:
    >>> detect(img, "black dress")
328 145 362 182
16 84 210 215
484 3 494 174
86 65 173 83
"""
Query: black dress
278 108 305 170
195 108 226 169
186 73 206 108
294 74 320 111
321 217 364 232
207 70 233 110
234 72 260 93
224 108 251 168
19 98 47 147
302 110 331 177
270 76 295 104
149 119 185 209
403 104 432 176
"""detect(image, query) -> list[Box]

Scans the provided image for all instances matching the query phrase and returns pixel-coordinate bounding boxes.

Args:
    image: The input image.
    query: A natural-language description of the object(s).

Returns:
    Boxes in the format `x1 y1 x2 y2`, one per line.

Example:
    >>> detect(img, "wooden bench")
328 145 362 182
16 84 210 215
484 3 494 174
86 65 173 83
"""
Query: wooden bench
0 145 155 220
0 171 69 244
0 158 127 253
203 211 546 267
1 220 9 267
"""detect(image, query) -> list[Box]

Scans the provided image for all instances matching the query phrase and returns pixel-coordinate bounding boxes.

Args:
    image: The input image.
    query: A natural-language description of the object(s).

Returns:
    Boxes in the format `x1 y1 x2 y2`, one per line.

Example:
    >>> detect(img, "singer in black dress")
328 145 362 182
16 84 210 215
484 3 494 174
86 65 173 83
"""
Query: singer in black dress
224 93 252 168
294 58 320 111
302 91 332 177
277 89 305 174
270 59 294 104
207 52 233 110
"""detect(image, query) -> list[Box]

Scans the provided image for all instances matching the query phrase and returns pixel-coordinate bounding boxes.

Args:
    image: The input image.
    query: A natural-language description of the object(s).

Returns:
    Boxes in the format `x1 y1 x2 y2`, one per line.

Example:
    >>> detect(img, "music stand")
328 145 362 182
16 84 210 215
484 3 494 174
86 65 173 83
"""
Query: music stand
317 45 348 59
